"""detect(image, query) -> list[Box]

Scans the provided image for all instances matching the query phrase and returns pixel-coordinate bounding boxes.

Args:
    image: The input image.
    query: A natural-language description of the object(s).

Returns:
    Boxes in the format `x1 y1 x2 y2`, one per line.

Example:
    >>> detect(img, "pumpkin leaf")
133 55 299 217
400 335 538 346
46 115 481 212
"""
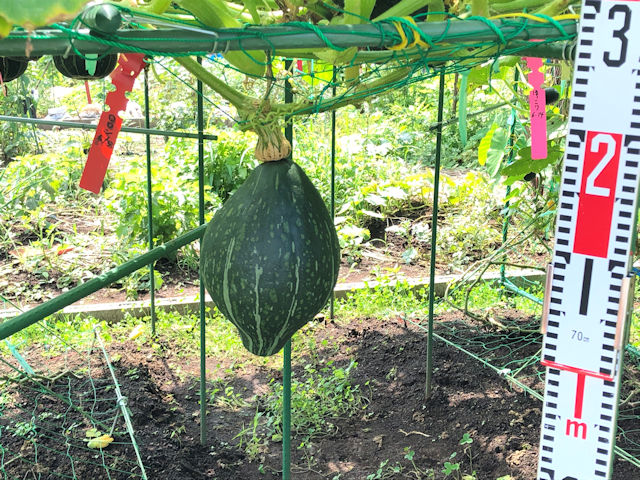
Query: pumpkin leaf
478 123 497 166
315 47 358 66
0 16 11 37
86 434 114 449
501 146 562 185
0 0 92 34
296 60 334 86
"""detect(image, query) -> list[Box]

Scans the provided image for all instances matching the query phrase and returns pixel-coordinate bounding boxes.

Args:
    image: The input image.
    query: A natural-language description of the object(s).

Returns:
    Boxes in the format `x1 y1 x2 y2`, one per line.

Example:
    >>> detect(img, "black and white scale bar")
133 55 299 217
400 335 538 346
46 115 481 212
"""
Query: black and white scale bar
537 1 640 479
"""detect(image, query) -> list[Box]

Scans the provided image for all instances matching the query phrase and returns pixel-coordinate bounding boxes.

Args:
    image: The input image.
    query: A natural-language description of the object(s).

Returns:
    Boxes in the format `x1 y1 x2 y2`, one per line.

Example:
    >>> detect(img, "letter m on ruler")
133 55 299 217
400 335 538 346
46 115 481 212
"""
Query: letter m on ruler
566 419 587 440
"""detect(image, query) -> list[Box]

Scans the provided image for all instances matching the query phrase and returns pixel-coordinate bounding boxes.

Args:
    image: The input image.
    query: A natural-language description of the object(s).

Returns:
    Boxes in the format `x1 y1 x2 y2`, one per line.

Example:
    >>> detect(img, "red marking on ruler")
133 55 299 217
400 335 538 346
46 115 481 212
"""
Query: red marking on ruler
541 359 614 381
573 131 622 258
574 373 586 418
79 53 146 194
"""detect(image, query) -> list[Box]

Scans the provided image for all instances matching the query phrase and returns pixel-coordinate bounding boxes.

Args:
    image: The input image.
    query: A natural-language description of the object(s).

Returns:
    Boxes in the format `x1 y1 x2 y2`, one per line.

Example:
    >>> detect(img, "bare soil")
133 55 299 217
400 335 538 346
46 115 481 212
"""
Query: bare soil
2 311 639 479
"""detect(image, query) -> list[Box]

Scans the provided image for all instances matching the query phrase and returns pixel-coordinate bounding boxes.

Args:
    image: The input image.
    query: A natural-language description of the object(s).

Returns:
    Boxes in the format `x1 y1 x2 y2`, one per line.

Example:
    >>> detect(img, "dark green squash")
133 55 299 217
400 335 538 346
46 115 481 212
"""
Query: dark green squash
0 57 29 83
200 158 340 356
53 54 118 80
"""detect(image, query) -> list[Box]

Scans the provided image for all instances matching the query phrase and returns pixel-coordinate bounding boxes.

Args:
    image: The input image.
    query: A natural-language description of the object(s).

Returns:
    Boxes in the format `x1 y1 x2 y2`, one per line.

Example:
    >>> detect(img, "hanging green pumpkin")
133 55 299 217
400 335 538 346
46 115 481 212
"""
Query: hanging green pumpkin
0 57 29 83
200 158 340 356
53 53 118 80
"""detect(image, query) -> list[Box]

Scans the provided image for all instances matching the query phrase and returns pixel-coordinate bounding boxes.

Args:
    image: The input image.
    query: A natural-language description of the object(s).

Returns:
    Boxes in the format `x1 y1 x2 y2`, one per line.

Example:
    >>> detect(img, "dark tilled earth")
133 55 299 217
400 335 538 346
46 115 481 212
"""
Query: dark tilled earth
1 312 639 479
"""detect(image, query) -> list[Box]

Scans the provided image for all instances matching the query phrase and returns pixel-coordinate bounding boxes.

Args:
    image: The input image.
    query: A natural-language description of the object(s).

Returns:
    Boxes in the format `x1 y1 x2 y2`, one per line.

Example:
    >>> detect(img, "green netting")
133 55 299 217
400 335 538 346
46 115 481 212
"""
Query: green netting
408 313 640 468
422 151 640 470
0 325 147 479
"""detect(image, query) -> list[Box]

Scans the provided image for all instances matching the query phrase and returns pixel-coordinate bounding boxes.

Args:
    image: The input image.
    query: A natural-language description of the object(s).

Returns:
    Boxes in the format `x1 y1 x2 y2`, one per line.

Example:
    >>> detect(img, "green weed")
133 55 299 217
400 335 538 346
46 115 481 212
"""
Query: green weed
209 380 250 410
366 459 402 479
233 358 365 460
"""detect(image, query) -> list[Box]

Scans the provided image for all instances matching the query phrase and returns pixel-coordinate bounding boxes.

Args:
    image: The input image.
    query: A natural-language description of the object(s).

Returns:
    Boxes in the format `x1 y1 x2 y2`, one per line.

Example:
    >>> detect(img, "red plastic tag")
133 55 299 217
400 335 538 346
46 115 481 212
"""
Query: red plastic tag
79 53 146 193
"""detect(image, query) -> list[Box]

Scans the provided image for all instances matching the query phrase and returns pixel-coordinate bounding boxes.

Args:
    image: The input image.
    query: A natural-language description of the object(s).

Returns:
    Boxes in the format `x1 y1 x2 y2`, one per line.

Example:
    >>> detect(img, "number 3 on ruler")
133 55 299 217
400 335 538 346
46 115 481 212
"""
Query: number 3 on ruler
573 131 623 258
604 4 630 67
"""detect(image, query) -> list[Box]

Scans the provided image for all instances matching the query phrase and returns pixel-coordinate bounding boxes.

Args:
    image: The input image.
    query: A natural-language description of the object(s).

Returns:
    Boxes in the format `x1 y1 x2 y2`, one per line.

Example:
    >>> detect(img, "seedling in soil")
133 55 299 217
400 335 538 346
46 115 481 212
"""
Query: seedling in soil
404 447 435 479
366 459 402 479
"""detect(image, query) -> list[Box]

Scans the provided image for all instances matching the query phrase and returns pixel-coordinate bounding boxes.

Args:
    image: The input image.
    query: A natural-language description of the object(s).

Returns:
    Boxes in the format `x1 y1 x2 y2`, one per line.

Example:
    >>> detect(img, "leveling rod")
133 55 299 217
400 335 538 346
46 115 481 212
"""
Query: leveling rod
537 1 640 479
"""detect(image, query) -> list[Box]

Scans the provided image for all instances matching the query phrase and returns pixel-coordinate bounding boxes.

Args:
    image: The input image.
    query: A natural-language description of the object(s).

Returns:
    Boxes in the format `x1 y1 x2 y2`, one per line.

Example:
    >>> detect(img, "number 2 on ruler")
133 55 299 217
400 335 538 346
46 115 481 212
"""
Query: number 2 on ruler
573 131 622 258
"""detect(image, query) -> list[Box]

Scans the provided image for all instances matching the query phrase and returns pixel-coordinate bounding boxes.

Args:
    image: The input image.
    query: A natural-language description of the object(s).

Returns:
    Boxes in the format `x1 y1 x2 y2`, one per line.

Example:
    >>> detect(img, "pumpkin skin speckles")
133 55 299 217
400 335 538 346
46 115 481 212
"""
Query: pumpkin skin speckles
200 158 340 356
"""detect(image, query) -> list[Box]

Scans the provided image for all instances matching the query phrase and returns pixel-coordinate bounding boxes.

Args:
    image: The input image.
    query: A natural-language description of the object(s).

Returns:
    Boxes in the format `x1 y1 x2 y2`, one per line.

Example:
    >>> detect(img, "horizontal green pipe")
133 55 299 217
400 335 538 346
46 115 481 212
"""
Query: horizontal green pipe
324 40 575 64
508 41 575 60
0 115 218 141
0 19 577 57
0 224 207 341
501 278 543 305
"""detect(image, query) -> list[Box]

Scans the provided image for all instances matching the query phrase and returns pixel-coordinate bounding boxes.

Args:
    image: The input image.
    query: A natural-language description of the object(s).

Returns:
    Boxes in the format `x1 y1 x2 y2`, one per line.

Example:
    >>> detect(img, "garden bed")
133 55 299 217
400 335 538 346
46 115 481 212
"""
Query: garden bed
2 310 638 479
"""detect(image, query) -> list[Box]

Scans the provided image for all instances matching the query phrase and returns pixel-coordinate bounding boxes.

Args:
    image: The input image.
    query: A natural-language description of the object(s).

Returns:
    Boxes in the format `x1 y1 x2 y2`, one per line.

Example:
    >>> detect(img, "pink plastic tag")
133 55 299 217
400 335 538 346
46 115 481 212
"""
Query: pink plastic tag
79 53 146 193
526 57 547 160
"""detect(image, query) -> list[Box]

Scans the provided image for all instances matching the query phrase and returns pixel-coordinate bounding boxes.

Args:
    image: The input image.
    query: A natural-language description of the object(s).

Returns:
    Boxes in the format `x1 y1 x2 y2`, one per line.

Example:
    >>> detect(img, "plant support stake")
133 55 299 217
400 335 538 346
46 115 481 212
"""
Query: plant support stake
282 59 294 480
94 326 148 479
197 56 208 447
330 66 337 319
426 70 445 399
144 67 156 336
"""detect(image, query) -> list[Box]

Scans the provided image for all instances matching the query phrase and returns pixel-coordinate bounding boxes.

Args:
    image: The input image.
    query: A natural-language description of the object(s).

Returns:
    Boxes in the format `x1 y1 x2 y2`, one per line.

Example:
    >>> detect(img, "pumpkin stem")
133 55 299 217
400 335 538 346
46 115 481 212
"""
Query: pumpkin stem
253 121 291 162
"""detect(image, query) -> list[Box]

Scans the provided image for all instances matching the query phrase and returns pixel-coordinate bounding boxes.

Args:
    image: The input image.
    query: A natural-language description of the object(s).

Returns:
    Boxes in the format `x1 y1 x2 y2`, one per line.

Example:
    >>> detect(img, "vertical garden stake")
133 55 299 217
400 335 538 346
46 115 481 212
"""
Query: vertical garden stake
500 69 519 287
426 70 445 398
144 67 156 336
197 57 207 446
282 59 294 480
330 66 337 320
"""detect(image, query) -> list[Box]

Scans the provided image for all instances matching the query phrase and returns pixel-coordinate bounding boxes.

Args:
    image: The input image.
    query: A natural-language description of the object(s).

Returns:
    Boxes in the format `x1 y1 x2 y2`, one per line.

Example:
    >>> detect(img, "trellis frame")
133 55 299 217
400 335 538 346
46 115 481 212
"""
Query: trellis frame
0 3 590 479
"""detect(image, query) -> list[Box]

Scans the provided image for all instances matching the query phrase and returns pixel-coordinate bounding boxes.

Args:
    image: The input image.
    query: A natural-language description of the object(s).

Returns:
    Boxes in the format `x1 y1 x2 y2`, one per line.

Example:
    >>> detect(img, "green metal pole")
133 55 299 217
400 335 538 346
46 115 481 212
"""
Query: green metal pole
282 341 292 480
197 57 208 447
282 59 293 480
0 225 207 341
500 69 519 287
144 67 156 337
0 115 218 141
330 67 337 320
425 70 445 399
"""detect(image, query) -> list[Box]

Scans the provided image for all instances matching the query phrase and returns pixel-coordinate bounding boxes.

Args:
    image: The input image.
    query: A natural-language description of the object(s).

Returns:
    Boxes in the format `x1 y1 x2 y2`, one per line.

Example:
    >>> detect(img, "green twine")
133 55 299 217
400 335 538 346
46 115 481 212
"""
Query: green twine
284 21 347 52
467 15 507 44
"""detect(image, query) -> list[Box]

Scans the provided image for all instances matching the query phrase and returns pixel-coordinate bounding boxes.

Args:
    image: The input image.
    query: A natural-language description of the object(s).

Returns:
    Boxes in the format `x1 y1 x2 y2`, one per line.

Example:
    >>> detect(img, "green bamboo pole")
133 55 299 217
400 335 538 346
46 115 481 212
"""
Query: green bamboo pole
144 67 157 337
425 70 445 399
0 224 207 341
282 59 293 480
197 57 208 447
0 115 218 140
